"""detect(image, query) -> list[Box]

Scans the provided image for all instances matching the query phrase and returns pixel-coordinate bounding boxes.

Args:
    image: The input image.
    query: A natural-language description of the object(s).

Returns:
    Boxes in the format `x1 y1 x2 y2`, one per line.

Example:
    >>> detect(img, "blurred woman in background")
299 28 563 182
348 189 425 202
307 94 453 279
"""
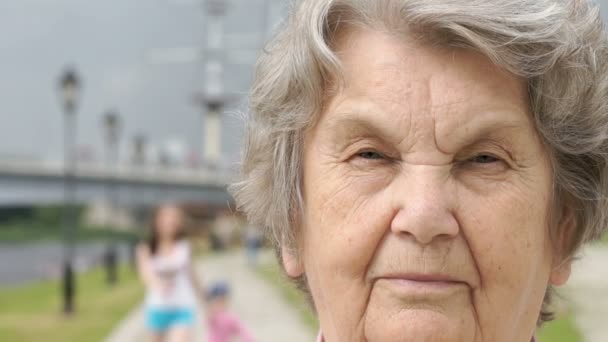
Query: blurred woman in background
136 204 205 342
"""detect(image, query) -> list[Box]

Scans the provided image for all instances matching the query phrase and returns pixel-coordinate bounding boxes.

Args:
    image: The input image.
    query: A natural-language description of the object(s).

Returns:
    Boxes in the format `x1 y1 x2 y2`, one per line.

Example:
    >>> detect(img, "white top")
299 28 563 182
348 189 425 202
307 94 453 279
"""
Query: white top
145 240 196 309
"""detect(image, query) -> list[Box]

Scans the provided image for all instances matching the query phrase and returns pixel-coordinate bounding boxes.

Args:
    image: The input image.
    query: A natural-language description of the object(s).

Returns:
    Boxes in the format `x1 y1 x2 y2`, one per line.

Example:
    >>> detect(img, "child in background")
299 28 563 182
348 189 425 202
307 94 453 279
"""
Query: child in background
206 282 255 342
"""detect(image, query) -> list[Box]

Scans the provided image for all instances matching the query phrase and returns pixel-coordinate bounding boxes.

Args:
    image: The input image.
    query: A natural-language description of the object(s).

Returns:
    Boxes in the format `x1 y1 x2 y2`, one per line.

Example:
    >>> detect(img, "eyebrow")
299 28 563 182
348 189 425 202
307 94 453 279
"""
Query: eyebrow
322 106 534 153
323 112 401 147
322 97 408 142
441 108 533 151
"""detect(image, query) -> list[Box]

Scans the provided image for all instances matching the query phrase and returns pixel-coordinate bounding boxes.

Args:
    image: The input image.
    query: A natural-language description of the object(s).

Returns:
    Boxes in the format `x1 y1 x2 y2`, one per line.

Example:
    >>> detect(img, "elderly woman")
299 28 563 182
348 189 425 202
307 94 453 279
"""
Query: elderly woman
231 0 608 341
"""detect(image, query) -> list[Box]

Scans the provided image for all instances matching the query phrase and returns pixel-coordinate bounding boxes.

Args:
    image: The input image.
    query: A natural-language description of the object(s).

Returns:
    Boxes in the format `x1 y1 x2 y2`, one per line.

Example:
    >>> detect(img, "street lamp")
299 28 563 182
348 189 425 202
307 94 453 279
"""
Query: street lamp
58 67 81 315
103 110 121 149
205 0 227 17
60 69 79 114
102 110 121 286
131 134 147 167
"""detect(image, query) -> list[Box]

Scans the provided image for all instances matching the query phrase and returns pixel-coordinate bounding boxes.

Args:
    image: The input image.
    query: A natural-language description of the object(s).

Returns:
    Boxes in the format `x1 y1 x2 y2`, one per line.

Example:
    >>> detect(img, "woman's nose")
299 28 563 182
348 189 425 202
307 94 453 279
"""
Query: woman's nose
389 168 459 245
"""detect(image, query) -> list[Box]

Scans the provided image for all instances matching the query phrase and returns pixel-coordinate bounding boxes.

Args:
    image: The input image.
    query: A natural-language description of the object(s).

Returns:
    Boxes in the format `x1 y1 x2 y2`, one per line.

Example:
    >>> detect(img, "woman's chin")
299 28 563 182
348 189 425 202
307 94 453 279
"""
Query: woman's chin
364 308 475 342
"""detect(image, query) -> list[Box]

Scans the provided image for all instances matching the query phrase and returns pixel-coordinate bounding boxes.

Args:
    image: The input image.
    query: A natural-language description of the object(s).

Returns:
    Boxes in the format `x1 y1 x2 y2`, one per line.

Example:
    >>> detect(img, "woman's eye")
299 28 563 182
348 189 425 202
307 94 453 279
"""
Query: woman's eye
470 154 500 164
356 151 385 160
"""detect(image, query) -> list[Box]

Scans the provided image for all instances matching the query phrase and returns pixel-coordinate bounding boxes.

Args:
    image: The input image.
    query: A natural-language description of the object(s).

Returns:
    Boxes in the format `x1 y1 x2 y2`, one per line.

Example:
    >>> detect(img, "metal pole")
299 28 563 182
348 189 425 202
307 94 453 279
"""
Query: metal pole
109 134 119 284
62 106 77 315
104 141 118 286
103 113 120 286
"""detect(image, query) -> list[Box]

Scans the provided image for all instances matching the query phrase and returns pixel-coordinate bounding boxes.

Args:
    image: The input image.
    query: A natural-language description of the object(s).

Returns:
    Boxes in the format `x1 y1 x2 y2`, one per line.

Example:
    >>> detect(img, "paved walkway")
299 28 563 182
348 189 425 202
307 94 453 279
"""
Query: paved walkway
563 245 608 342
105 250 315 342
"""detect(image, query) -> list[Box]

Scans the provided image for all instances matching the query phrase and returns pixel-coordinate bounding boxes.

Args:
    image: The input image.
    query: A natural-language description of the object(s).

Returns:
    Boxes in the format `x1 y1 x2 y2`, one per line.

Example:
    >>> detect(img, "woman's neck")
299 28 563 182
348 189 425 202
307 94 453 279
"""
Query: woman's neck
157 238 177 253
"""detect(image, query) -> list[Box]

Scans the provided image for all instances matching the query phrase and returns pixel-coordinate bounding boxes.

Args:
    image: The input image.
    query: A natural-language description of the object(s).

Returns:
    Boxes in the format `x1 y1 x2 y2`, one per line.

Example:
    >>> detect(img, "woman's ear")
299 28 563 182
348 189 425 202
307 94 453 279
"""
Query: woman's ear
550 260 572 286
550 204 576 286
281 245 305 278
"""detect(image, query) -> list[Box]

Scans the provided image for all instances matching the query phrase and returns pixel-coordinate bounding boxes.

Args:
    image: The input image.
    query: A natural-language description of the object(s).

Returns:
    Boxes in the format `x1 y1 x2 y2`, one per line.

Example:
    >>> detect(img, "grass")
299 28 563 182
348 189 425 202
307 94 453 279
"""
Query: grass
0 265 143 342
0 206 139 244
537 313 583 342
589 231 608 247
256 259 319 332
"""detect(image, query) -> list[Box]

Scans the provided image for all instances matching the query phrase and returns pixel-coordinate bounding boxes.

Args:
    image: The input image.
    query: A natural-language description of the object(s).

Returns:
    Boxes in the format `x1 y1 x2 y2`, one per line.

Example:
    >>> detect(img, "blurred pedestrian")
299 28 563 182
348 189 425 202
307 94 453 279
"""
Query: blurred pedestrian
206 281 255 342
136 204 205 342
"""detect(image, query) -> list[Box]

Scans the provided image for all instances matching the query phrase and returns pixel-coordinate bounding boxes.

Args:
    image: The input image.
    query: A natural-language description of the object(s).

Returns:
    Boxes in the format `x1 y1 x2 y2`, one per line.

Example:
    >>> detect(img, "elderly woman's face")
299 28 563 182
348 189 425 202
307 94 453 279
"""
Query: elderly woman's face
284 28 572 342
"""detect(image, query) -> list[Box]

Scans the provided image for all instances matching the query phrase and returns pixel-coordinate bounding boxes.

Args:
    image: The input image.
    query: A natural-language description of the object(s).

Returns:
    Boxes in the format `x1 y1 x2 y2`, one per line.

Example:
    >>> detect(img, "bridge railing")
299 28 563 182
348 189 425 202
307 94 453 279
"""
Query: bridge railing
0 159 234 186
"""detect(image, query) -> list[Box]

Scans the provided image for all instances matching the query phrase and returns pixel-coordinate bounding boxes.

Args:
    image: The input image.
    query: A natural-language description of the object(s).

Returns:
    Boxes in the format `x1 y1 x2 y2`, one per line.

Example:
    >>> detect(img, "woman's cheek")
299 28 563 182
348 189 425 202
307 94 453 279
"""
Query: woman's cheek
306 178 391 273
302 178 394 342
303 158 395 280
305 159 393 235
458 184 552 341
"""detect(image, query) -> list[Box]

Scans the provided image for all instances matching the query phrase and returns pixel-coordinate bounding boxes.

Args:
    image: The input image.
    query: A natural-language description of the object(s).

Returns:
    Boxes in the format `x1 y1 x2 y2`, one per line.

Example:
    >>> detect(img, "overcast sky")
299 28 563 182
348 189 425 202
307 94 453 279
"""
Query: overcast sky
0 0 606 164
0 0 285 164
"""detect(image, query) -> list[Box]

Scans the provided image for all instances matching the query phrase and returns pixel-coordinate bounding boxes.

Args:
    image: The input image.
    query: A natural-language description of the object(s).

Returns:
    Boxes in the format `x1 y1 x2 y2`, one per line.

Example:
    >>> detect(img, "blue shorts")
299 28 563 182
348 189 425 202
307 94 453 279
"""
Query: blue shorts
146 307 195 332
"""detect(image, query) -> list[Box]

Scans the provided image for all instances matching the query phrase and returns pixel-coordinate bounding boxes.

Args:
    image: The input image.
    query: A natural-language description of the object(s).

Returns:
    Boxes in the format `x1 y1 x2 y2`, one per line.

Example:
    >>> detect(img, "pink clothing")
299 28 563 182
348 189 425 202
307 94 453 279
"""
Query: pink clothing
208 310 255 342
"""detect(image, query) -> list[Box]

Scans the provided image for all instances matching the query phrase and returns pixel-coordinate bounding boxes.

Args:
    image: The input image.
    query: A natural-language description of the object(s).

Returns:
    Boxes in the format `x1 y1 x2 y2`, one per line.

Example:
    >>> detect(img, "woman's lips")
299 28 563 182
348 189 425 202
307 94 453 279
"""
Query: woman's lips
375 274 469 299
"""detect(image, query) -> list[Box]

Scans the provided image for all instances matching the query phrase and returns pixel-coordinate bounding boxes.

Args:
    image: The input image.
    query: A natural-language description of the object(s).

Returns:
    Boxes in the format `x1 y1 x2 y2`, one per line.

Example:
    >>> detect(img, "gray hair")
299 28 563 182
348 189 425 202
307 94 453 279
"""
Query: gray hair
230 0 608 323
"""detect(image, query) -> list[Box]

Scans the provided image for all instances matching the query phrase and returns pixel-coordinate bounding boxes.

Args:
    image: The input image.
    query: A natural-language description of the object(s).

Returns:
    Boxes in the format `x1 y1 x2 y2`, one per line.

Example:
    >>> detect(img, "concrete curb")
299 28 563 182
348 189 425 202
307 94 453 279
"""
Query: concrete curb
104 304 146 342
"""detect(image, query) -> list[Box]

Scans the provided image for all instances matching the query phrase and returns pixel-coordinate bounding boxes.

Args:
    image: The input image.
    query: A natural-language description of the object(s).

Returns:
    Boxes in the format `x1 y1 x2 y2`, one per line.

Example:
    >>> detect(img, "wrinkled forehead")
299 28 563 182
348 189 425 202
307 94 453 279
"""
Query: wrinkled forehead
331 24 529 106
318 26 536 152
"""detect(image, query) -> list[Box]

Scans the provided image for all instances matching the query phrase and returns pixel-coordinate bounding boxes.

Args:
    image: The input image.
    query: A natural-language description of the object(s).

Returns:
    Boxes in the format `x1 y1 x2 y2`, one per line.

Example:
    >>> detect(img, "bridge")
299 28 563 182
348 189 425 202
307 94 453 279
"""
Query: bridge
0 160 232 207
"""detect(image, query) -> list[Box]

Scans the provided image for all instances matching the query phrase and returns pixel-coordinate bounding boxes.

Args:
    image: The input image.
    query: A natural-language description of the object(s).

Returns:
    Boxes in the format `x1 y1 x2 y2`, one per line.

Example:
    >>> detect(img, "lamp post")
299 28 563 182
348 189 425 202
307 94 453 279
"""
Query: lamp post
58 67 81 315
102 110 121 286
131 134 147 167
